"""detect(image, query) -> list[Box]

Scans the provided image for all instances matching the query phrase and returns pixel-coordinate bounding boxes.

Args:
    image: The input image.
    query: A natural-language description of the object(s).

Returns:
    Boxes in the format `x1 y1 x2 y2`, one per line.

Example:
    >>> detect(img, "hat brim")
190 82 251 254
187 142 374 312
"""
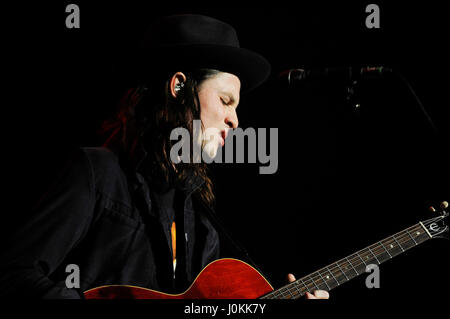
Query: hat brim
115 44 271 93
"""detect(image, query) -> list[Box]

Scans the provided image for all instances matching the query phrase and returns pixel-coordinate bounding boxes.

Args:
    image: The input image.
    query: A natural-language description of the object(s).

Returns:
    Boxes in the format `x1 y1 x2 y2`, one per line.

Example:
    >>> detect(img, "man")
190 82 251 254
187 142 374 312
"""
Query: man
0 14 328 299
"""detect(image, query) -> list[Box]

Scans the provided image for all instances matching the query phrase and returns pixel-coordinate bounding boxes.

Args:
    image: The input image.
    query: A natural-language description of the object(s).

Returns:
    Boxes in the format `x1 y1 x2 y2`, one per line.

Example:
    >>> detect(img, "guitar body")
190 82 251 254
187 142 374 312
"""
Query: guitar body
84 204 449 299
84 258 273 299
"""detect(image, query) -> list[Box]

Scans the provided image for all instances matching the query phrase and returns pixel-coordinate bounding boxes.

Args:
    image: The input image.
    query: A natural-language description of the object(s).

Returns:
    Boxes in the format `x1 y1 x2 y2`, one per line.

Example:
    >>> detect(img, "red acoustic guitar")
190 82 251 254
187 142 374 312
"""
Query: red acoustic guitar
84 203 448 299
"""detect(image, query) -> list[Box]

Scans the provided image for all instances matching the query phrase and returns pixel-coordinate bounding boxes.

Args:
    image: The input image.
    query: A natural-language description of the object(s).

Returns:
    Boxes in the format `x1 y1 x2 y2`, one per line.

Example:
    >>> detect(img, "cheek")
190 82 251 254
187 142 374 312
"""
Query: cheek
199 96 224 127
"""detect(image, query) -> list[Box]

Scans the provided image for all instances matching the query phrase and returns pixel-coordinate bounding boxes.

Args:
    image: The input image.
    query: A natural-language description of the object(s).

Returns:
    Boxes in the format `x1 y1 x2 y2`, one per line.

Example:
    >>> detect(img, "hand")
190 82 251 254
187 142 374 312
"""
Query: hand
287 273 330 299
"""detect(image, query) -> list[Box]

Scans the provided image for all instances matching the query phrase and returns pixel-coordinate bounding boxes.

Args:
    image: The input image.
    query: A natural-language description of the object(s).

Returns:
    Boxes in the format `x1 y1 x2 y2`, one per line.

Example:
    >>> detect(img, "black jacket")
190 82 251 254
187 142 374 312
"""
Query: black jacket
0 147 221 298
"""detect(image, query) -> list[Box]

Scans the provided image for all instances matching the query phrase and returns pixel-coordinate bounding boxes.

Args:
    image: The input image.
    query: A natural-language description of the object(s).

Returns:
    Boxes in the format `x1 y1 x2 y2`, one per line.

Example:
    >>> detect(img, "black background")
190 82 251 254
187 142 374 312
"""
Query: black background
3 0 449 308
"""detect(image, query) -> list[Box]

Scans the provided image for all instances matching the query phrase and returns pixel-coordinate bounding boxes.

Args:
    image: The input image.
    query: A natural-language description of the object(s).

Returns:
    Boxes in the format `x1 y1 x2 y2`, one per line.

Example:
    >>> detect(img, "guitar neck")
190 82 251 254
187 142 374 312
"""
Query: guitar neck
260 222 432 299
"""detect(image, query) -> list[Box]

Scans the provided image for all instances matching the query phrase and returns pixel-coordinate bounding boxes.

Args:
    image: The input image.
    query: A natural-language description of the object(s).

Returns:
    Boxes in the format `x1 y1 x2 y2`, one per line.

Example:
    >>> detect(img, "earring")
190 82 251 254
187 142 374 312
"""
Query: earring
174 82 185 93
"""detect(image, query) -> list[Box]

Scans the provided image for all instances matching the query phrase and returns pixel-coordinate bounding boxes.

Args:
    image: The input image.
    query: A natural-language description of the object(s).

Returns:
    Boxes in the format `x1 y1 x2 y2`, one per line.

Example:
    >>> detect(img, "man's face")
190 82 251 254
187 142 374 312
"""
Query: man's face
197 72 240 158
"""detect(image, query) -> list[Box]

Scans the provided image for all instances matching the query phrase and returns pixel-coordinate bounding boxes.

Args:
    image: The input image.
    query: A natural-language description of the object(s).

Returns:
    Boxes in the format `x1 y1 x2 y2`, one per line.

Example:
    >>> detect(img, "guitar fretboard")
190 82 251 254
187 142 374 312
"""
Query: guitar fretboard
260 222 431 299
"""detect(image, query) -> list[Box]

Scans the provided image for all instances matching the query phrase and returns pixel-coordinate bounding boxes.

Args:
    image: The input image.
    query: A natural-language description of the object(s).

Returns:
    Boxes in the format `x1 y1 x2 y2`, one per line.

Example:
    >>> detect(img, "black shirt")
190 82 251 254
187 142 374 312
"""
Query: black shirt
0 147 220 298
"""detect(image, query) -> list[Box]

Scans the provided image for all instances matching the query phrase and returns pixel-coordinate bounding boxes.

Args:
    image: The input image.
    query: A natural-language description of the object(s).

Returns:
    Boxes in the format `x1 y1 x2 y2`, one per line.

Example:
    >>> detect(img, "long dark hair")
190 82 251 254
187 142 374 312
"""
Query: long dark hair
100 68 221 207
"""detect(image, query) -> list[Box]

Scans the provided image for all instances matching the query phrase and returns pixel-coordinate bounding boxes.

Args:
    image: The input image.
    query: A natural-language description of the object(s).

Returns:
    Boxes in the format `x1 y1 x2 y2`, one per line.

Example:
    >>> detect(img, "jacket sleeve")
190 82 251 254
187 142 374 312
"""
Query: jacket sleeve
0 148 96 298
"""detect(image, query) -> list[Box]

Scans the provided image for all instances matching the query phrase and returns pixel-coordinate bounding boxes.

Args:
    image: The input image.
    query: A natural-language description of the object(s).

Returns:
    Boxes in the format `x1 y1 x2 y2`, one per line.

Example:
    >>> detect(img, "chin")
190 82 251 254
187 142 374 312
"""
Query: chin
202 141 220 160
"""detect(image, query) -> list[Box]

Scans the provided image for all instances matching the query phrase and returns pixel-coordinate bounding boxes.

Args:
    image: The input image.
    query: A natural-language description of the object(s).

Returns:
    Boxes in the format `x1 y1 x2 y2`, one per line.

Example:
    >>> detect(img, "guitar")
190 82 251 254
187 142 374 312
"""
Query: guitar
84 201 449 299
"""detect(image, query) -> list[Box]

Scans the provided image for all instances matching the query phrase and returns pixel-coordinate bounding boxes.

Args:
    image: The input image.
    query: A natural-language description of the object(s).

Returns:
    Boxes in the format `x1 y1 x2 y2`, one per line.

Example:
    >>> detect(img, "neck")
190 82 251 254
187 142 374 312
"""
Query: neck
260 222 431 299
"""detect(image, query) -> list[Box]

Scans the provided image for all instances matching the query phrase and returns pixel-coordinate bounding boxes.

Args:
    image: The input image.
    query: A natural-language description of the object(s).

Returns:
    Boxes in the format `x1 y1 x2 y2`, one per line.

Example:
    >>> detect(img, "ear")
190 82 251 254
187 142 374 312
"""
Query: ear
169 72 187 98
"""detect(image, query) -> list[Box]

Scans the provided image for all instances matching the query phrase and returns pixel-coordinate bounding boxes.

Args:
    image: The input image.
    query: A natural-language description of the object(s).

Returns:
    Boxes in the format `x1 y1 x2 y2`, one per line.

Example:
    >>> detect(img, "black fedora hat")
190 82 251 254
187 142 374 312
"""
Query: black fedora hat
119 14 271 93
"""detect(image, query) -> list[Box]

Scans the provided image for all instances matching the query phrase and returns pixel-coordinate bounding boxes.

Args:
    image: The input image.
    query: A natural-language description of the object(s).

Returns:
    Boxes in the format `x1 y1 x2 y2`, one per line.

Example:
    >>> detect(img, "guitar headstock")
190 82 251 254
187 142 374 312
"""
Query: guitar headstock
421 201 449 239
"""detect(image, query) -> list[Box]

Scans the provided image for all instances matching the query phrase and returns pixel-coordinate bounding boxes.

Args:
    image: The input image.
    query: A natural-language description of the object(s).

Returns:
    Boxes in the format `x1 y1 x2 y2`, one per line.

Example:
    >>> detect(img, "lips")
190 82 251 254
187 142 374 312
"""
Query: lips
220 129 229 147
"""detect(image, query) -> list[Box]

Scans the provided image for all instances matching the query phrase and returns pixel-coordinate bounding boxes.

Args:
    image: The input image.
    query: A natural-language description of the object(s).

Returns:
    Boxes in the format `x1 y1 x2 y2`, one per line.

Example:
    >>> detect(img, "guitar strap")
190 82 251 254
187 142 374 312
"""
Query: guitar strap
193 193 268 280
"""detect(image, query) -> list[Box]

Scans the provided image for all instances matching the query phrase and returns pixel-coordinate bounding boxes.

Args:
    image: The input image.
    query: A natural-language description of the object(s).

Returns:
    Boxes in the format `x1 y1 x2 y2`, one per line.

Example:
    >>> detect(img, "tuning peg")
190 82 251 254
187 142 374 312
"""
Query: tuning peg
440 201 449 210
429 206 437 212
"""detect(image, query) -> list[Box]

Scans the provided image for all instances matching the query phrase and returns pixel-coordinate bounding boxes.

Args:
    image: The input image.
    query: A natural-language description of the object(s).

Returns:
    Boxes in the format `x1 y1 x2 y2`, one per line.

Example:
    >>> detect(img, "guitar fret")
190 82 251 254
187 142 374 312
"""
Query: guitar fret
280 286 292 299
310 275 321 290
290 285 298 298
326 266 340 285
393 235 405 252
266 291 276 299
291 282 301 298
419 221 433 238
406 229 418 245
380 241 392 258
317 271 331 290
285 287 294 299
299 278 309 292
265 292 274 299
276 289 284 299
293 282 301 294
336 262 349 281
368 246 380 264
259 294 267 299
278 288 287 299
345 257 359 275
297 283 304 297
356 252 367 267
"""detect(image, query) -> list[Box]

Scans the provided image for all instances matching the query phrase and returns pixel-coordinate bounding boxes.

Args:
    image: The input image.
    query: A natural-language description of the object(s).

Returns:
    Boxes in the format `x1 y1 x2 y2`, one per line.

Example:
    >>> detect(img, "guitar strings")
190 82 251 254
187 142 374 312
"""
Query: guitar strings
276 222 432 299
281 223 426 298
270 224 423 299
266 216 443 299
265 221 431 299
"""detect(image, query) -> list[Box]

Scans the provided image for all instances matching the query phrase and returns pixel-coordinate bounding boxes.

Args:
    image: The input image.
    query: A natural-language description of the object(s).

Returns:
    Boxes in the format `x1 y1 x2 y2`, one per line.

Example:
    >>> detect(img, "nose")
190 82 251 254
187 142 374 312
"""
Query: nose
225 110 239 129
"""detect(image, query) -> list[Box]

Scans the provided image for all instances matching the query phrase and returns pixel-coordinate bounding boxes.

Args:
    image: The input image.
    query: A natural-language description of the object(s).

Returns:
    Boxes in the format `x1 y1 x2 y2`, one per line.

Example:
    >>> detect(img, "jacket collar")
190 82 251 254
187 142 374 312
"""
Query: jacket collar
127 141 205 198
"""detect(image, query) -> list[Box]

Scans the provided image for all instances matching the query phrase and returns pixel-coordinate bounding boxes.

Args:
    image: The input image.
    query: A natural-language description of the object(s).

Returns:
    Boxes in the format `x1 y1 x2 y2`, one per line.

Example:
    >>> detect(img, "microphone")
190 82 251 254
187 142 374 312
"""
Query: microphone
279 65 438 131
280 66 392 85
